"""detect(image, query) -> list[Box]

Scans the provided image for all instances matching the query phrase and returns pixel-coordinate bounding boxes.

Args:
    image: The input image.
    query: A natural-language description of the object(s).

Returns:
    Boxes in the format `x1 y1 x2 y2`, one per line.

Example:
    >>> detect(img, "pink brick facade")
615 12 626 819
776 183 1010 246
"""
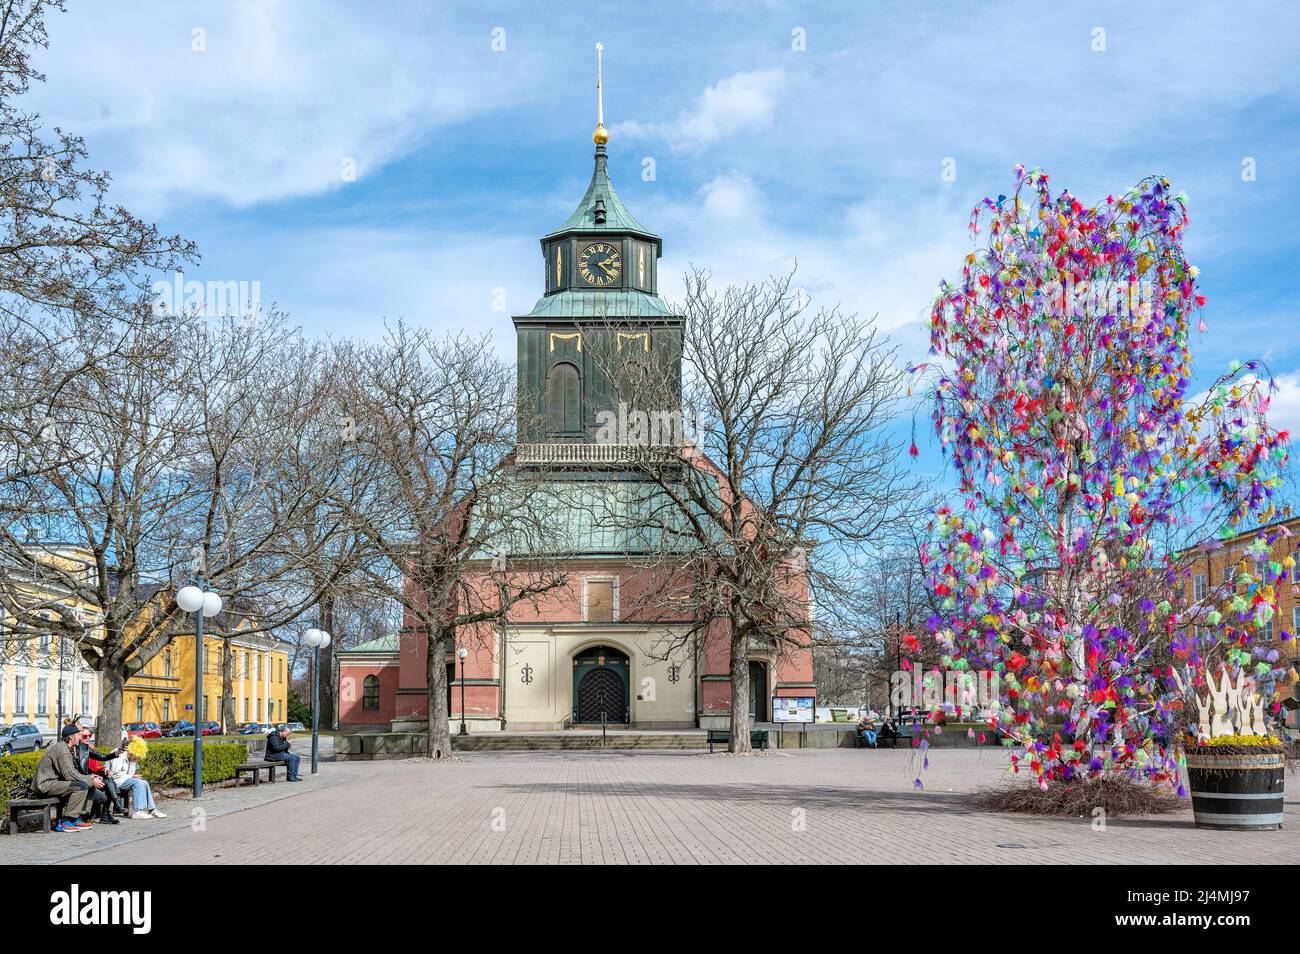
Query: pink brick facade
341 558 815 731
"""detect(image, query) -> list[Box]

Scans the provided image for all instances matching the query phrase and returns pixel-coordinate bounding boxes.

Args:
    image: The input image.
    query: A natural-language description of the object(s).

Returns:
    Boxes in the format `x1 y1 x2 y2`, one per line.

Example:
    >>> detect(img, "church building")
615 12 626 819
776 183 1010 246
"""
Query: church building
337 58 816 732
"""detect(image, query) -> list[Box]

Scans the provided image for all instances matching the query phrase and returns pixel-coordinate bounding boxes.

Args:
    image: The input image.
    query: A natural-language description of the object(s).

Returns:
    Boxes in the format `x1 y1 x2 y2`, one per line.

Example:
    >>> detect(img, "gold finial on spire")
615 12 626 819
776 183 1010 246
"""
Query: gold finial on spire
593 42 609 146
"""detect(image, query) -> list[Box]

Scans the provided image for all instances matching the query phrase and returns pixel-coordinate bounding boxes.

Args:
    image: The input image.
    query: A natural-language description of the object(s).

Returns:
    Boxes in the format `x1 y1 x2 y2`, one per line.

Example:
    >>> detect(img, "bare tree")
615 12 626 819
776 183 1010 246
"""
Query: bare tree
585 268 925 751
334 325 565 758
0 310 356 741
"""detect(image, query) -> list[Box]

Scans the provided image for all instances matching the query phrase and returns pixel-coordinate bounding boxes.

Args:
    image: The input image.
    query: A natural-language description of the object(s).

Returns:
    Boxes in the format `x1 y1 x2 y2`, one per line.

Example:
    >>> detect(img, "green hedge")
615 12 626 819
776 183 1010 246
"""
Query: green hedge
0 741 249 812
0 751 41 813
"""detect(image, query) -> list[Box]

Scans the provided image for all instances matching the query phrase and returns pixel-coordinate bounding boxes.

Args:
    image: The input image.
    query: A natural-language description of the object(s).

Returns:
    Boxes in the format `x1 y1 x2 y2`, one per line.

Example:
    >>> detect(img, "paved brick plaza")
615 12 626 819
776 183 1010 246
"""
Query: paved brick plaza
5 749 1297 865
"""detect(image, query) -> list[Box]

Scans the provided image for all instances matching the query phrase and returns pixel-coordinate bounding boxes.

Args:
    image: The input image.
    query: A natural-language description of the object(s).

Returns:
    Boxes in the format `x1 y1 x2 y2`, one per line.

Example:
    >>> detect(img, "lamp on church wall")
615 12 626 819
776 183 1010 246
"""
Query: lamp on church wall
457 646 469 736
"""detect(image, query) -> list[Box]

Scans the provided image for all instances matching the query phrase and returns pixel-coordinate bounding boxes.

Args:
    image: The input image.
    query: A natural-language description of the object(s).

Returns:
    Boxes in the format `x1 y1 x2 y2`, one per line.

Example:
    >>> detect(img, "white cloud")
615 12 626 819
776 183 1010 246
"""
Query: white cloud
1266 370 1300 437
28 1 536 215
699 173 763 221
614 68 785 151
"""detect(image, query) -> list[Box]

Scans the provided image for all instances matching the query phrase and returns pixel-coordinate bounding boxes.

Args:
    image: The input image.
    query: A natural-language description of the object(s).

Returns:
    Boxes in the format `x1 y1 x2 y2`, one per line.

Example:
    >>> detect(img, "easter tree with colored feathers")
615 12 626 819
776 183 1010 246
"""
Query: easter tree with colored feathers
919 167 1292 791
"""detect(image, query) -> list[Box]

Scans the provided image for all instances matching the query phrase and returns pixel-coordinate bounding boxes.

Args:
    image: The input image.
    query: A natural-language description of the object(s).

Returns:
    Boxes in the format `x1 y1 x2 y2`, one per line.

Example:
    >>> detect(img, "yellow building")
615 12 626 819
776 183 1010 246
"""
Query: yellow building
0 545 104 734
125 627 291 729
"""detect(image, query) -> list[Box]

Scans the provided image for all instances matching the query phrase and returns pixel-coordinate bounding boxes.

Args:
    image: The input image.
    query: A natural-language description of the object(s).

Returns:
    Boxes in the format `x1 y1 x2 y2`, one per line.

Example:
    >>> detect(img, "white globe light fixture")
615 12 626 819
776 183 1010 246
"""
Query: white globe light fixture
201 591 223 618
176 581 222 799
304 627 332 774
176 585 204 613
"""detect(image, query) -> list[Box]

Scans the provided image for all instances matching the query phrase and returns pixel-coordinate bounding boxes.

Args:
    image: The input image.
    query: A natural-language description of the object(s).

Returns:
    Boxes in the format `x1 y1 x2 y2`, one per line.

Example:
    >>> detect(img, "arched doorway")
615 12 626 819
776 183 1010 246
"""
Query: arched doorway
573 645 630 724
748 661 769 722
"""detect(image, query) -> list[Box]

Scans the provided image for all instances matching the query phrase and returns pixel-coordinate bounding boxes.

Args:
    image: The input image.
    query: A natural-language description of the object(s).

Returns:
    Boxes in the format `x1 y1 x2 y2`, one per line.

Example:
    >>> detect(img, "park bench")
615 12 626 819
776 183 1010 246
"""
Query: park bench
706 729 768 753
854 723 914 749
6 795 60 835
234 760 285 786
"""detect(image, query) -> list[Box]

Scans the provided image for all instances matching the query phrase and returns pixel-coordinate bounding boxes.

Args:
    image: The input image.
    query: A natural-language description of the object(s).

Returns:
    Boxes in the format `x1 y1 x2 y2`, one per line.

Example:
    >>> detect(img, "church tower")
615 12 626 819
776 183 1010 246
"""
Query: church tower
514 44 682 455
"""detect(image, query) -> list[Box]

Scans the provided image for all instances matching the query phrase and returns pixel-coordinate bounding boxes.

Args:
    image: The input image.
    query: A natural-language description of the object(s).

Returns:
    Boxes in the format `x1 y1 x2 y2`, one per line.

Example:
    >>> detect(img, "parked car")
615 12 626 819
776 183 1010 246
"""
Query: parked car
199 720 222 736
160 719 195 737
123 721 162 739
0 723 45 755
279 721 306 733
235 722 260 735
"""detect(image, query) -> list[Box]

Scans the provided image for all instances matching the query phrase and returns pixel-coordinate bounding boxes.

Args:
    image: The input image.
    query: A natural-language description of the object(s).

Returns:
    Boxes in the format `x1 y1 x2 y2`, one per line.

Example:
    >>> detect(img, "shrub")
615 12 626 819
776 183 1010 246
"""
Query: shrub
0 751 42 813
138 742 248 788
0 741 249 813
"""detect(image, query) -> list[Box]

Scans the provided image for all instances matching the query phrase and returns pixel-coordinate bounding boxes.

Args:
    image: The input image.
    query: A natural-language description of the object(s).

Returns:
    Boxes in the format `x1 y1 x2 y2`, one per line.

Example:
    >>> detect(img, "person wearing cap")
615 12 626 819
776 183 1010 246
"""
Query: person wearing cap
31 723 107 832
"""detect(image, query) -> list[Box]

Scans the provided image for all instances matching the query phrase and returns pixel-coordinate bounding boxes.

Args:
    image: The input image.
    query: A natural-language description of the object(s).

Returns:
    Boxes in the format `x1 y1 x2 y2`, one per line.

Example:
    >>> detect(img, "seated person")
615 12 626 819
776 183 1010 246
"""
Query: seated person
107 742 166 819
265 726 302 781
73 723 124 824
876 720 901 745
857 718 878 747
32 724 107 832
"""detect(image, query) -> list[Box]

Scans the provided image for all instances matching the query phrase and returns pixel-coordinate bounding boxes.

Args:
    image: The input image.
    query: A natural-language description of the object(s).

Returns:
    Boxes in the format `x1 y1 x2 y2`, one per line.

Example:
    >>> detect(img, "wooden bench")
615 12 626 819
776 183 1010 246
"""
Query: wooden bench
706 729 769 753
234 760 284 786
6 796 60 835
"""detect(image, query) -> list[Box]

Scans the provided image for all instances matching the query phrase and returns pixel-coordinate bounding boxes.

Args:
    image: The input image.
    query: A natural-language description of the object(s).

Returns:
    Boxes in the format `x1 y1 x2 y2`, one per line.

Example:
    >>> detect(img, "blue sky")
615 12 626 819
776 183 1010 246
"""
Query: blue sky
26 0 1300 475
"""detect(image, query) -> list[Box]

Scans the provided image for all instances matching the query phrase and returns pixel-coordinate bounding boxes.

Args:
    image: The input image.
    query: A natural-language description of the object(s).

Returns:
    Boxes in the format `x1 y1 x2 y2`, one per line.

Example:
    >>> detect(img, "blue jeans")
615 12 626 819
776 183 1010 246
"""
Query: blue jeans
860 729 877 747
119 777 155 811
267 751 301 780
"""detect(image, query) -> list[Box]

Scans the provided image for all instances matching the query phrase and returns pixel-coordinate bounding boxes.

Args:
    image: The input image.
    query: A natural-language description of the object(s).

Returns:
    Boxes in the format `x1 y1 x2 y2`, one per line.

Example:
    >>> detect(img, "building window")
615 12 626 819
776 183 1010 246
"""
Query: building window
38 633 50 654
363 675 380 710
202 643 209 674
243 698 249 720
36 677 48 715
80 681 90 714
203 695 209 720
163 699 170 721
14 676 25 715
164 650 172 678
1193 574 1206 601
546 362 582 433
1222 565 1234 585
585 580 615 623
136 697 143 720
59 679 69 715
1293 606 1300 635
278 657 283 683
266 700 273 720
1263 619 1275 641
257 654 264 682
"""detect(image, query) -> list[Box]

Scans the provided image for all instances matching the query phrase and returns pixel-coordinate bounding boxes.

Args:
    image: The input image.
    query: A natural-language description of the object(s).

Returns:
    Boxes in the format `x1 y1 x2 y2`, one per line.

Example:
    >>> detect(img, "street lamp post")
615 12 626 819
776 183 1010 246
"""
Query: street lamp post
456 646 468 736
303 628 331 774
176 583 223 798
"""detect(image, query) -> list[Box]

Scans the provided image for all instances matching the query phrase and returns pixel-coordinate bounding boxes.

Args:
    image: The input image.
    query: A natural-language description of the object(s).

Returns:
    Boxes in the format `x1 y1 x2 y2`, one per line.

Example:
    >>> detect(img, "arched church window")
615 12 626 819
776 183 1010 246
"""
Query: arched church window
546 362 581 433
362 674 380 710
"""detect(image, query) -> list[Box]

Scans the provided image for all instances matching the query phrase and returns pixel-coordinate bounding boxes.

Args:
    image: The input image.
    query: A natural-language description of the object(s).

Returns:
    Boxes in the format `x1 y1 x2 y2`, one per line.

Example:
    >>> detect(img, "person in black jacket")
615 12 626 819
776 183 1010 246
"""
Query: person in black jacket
71 721 125 823
265 726 301 781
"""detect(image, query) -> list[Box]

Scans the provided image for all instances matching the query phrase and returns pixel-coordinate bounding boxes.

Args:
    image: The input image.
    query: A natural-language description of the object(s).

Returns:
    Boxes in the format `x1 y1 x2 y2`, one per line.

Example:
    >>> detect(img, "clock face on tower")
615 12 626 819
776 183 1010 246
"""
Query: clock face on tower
577 242 623 286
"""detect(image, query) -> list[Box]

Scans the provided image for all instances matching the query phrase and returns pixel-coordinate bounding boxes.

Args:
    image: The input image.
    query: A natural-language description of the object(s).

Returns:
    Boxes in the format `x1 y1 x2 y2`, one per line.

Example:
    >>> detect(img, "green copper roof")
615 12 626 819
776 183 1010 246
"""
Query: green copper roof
520 289 674 320
338 633 399 655
543 145 658 241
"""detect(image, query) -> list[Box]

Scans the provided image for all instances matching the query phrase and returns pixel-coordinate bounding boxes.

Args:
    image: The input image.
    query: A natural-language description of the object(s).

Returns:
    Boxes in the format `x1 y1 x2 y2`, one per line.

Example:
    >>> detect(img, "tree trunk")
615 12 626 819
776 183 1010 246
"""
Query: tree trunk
729 624 752 754
220 638 235 734
425 625 454 759
98 664 126 747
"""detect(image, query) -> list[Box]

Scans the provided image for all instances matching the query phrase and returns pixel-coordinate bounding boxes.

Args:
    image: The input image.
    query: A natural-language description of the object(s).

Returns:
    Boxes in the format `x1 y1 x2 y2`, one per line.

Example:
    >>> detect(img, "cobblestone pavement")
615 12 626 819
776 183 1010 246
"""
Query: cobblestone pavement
3 748 1295 864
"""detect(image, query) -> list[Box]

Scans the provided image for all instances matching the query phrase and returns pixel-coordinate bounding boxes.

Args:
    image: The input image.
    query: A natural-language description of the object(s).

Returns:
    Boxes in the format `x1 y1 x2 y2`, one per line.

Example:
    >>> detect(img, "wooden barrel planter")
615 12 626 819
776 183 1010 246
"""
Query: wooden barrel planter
1184 749 1285 831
